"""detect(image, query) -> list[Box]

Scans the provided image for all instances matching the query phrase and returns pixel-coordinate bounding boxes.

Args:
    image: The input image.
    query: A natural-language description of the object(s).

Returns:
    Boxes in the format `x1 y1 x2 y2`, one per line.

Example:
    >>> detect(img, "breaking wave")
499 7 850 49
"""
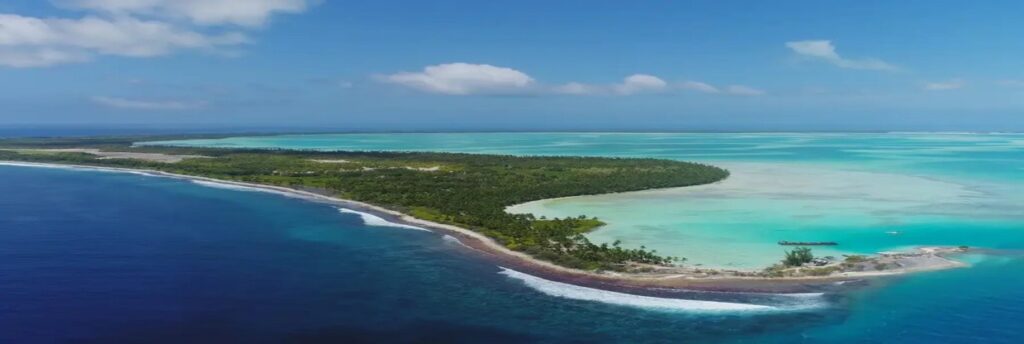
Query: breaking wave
0 161 151 176
499 267 827 313
338 208 431 232
442 234 472 248
188 180 308 199
498 267 780 313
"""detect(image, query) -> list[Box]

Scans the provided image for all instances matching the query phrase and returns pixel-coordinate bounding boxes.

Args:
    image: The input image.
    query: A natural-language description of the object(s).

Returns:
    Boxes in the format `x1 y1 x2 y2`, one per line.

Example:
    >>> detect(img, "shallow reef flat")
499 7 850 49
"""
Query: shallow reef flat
510 161 1021 269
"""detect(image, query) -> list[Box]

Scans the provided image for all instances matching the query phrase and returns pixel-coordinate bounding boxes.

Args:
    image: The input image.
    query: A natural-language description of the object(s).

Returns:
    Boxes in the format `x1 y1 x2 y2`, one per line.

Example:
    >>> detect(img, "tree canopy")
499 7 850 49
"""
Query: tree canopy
0 137 729 271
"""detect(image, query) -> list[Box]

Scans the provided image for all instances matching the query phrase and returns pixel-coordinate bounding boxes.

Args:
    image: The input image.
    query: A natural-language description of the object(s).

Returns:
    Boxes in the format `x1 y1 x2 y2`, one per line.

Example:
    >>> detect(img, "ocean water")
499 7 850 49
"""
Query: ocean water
3 132 1024 342
3 165 1023 343
152 133 1024 268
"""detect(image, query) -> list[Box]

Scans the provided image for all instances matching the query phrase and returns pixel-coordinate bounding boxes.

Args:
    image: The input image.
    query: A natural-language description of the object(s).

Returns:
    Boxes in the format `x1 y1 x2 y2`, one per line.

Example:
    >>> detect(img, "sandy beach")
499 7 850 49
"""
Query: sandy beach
508 161 991 269
30 148 210 163
0 160 968 295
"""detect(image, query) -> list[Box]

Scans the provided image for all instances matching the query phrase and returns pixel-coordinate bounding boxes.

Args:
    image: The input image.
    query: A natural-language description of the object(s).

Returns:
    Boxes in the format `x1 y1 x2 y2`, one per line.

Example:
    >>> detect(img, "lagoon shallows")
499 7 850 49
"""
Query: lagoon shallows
3 132 1023 342
153 132 1024 269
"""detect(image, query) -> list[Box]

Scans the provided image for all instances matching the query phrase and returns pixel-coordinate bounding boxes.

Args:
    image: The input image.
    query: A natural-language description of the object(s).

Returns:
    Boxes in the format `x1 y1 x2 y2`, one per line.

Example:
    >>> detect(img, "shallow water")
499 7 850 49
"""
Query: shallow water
1 162 1023 343
154 133 1024 268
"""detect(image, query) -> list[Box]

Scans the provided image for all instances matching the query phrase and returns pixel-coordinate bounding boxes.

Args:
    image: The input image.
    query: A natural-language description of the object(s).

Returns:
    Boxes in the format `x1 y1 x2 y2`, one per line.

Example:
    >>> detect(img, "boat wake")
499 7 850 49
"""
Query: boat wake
338 208 431 232
499 267 827 313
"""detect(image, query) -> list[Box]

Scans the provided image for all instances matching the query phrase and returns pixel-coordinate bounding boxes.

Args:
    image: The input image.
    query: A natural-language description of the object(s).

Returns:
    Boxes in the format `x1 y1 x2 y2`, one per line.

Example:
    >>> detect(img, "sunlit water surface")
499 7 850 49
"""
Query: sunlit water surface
152 133 1024 268
1 132 1021 342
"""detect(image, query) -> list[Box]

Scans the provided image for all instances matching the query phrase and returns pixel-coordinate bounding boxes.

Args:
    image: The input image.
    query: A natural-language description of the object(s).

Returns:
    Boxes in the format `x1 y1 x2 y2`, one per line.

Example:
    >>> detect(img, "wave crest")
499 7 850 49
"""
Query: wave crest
499 267 782 313
189 180 308 199
442 234 472 248
0 161 159 177
338 208 431 232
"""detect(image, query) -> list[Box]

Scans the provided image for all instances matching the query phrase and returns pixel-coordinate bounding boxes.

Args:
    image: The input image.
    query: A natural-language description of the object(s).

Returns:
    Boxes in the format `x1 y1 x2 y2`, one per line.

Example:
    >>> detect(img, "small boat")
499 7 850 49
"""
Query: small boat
778 241 838 246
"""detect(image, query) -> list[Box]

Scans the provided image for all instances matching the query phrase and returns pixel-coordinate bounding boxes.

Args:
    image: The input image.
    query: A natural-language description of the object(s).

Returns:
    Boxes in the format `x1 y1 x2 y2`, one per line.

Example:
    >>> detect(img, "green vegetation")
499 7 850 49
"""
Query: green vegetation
0 136 728 271
761 248 839 277
783 247 814 267
761 264 789 278
844 255 869 263
803 266 840 276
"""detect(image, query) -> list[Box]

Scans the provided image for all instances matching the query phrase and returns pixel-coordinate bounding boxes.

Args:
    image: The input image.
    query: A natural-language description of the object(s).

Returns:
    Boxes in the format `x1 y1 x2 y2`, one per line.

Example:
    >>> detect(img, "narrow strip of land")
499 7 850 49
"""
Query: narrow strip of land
0 136 969 294
0 160 966 294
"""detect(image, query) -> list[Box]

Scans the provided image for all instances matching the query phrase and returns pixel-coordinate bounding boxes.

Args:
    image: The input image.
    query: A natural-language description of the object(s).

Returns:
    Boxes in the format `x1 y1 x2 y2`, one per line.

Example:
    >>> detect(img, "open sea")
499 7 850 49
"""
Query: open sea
3 132 1023 343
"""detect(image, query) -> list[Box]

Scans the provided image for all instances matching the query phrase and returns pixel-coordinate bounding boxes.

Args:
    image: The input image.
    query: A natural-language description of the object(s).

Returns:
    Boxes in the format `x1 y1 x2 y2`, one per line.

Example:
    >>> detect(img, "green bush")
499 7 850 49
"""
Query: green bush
783 247 814 267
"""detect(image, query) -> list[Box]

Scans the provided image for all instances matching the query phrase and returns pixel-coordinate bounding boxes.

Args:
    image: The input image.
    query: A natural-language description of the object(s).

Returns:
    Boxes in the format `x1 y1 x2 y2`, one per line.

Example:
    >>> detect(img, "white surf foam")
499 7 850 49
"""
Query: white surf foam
442 234 472 248
498 267 780 313
123 170 161 177
0 161 166 177
338 208 431 232
188 180 315 201
0 161 74 169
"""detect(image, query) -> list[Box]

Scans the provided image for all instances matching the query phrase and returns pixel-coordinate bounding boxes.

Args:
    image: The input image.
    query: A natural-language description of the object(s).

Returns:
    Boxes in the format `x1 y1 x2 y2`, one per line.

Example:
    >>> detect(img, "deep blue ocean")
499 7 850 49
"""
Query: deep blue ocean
1 165 1022 343
2 129 1024 343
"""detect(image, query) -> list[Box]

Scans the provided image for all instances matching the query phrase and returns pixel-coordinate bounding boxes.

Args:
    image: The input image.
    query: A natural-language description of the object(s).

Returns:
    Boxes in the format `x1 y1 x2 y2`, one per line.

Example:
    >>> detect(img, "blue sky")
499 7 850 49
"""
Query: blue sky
1 0 1023 131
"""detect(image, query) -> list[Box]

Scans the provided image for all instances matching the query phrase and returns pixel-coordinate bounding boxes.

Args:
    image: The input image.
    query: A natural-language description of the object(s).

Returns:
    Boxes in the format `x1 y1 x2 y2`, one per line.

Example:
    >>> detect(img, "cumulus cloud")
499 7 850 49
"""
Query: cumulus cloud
613 74 668 95
381 63 535 95
382 64 765 97
923 79 965 91
0 1 310 68
552 82 601 95
551 74 667 95
678 81 720 93
0 14 248 57
0 48 89 68
997 80 1024 87
725 85 765 96
91 96 206 110
786 40 897 71
59 0 311 27
676 81 763 96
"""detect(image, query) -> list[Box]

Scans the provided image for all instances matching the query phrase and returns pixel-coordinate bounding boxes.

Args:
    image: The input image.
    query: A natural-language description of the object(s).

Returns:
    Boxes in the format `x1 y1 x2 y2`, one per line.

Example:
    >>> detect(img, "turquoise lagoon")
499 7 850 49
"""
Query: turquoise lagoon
5 163 1022 343
150 133 1024 269
4 132 1023 342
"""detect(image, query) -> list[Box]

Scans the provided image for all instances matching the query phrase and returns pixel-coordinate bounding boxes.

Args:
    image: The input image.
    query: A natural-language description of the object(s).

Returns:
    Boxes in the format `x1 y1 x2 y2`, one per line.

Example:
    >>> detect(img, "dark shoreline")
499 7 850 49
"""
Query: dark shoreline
312 192 860 296
366 205 856 294
0 161 925 299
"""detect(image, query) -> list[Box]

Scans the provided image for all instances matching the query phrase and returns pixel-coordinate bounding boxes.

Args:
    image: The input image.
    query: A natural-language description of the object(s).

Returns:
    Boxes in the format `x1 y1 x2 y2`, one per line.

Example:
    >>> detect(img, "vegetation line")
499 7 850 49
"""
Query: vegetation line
0 136 729 271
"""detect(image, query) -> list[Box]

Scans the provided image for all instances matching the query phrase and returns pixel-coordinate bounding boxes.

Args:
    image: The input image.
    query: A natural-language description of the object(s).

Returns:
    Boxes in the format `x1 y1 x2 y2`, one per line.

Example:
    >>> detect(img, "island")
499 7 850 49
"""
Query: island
0 135 968 294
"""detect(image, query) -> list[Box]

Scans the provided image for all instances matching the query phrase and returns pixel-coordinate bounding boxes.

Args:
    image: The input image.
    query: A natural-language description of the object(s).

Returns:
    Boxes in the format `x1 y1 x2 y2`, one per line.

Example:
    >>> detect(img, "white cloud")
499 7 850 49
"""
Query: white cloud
381 63 535 95
786 40 897 71
923 79 965 91
725 85 765 96
676 80 763 96
613 74 667 95
997 80 1024 87
91 96 206 110
553 74 667 96
0 1 308 68
678 80 720 93
59 0 311 27
383 66 764 97
677 80 764 96
0 14 247 59
552 82 601 95
0 48 89 67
